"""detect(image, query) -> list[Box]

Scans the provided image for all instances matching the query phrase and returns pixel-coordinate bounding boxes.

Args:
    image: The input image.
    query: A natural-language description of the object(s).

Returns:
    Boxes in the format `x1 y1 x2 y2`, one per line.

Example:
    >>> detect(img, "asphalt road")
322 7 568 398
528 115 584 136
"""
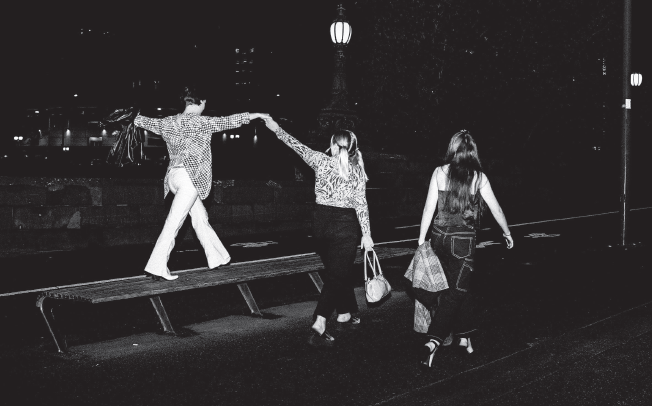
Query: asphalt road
0 208 650 405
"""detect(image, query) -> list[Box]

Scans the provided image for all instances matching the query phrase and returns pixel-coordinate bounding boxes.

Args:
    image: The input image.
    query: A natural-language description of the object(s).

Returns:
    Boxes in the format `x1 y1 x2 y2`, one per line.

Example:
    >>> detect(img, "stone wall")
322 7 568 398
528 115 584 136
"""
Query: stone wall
0 152 550 257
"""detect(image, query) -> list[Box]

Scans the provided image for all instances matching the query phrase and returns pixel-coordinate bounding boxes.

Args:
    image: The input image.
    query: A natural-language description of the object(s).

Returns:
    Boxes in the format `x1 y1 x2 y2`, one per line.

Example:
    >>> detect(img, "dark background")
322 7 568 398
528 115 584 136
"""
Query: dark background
2 0 651 195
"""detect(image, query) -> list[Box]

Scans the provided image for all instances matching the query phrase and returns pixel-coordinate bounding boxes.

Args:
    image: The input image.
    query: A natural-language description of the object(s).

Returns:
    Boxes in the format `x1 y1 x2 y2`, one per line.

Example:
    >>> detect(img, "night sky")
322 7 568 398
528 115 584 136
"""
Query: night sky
5 0 651 155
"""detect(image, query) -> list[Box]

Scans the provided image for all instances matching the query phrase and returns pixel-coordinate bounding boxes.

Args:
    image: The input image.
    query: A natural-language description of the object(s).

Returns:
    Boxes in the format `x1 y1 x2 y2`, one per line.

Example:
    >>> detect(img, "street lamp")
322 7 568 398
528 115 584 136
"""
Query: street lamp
318 4 358 139
330 6 352 45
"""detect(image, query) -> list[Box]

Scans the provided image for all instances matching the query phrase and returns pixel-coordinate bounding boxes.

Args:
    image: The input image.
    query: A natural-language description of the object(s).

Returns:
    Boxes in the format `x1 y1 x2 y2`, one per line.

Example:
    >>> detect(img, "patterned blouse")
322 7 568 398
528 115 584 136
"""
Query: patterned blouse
135 112 250 200
275 127 371 235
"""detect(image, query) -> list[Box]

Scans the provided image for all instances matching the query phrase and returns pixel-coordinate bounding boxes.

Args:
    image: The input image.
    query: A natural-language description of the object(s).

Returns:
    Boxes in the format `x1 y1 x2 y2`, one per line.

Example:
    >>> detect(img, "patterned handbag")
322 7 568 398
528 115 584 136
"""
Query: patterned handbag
364 249 392 303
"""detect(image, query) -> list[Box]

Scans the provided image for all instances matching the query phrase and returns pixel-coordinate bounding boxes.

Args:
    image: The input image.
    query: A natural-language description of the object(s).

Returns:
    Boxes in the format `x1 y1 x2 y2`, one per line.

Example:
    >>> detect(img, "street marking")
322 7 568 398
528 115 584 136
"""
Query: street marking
230 241 279 248
393 206 652 230
524 233 560 238
476 241 501 248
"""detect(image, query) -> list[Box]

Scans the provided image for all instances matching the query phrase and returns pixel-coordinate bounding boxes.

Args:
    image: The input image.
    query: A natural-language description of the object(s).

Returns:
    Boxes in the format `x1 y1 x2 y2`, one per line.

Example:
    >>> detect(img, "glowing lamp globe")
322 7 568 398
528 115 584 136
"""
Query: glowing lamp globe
330 5 352 45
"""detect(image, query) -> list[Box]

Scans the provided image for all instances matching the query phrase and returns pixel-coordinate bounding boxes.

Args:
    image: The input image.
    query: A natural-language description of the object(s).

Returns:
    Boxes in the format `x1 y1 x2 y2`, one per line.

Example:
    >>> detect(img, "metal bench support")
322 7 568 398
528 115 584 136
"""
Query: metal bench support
36 296 67 353
308 272 324 293
149 296 175 334
237 283 263 317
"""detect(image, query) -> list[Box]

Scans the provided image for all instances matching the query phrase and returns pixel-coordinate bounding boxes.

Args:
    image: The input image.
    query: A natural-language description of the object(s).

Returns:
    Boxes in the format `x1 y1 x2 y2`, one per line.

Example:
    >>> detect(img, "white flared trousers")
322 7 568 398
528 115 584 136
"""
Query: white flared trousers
144 167 230 276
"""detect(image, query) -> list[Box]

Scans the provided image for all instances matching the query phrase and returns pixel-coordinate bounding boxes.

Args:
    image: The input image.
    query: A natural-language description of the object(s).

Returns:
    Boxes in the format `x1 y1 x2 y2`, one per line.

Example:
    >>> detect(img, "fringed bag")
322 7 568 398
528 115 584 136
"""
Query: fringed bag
102 107 146 167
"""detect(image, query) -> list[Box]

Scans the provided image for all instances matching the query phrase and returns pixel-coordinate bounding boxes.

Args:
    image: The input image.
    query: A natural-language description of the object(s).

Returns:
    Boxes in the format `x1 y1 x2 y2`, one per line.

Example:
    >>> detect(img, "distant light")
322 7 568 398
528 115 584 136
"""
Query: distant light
631 73 642 86
35 110 39 114
253 135 258 145
66 130 71 136
235 134 240 138
277 94 280 97
13 136 18 140
18 136 23 140
74 94 78 97
102 129 107 136
230 134 235 139
157 107 162 110
222 133 227 142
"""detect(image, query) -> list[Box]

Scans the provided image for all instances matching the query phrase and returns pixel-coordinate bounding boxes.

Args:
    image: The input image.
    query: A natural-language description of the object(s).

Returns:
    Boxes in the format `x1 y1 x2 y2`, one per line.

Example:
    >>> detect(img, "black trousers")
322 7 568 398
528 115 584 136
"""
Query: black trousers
426 225 478 343
312 204 361 320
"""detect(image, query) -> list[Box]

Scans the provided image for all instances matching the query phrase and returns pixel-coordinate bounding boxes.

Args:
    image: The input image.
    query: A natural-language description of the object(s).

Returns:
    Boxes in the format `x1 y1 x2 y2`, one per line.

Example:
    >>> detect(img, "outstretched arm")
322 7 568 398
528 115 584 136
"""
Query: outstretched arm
134 115 164 135
264 117 325 170
418 168 440 245
478 174 513 249
202 113 268 133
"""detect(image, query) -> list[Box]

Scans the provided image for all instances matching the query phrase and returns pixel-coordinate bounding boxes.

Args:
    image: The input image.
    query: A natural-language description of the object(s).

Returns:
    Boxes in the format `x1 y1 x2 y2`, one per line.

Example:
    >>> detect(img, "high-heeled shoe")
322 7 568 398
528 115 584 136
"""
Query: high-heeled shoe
419 340 439 370
309 328 335 348
336 316 361 330
457 337 474 354
144 270 178 281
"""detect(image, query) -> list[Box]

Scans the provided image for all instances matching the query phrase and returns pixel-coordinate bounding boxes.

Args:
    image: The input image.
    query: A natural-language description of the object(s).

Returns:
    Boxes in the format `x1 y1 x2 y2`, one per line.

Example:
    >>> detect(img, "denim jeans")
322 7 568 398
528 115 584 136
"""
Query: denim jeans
145 167 230 276
426 225 478 342
312 204 361 320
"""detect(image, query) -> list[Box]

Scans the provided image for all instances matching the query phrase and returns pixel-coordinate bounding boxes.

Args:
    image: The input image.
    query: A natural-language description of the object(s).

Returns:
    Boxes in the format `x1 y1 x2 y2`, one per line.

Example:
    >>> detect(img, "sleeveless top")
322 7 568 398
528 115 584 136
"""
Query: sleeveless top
433 190 481 229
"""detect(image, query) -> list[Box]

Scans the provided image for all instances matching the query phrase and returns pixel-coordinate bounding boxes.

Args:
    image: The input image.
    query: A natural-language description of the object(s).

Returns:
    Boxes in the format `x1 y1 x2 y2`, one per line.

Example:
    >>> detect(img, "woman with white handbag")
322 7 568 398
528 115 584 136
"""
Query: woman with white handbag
417 130 513 369
263 117 374 347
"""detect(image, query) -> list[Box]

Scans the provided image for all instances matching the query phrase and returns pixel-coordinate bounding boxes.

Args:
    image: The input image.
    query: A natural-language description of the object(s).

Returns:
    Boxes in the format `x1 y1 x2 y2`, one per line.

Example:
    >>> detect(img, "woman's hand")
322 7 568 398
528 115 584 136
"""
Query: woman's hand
249 113 271 121
263 117 280 133
361 234 374 252
504 234 514 249
417 238 426 246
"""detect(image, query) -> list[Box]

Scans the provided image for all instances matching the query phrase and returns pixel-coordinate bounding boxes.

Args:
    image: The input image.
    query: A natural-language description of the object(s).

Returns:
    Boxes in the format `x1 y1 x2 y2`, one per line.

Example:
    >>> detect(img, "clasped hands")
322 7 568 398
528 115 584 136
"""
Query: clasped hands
248 113 280 132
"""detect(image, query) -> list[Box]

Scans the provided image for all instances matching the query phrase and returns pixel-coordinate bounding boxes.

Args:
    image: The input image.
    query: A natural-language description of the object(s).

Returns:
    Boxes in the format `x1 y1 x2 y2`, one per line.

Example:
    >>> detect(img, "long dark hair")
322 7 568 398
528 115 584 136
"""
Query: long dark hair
442 130 484 214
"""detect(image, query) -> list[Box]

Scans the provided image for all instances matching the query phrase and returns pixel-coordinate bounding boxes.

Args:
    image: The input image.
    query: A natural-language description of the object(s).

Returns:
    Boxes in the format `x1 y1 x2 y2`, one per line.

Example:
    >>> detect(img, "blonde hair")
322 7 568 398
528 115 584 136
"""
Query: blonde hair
328 130 369 181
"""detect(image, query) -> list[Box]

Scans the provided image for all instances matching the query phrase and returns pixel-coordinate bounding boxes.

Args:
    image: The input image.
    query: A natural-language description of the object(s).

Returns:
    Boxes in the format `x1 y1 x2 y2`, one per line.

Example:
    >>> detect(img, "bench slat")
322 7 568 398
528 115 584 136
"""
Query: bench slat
43 247 414 303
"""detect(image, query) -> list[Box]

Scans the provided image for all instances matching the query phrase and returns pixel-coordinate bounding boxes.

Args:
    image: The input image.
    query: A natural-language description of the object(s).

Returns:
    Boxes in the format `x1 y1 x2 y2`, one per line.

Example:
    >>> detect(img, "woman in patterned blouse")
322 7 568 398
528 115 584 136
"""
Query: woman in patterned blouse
264 117 374 346
135 86 270 281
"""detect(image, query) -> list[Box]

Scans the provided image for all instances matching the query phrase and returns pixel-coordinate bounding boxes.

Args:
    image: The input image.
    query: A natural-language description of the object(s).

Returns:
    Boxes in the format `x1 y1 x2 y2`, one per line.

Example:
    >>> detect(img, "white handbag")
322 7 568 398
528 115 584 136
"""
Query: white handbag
364 249 392 303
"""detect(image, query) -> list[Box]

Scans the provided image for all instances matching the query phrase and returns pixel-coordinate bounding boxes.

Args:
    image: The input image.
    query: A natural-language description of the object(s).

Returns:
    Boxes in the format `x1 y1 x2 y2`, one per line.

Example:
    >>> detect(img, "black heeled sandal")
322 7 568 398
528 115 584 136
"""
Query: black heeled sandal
309 328 335 347
336 317 361 329
419 340 440 370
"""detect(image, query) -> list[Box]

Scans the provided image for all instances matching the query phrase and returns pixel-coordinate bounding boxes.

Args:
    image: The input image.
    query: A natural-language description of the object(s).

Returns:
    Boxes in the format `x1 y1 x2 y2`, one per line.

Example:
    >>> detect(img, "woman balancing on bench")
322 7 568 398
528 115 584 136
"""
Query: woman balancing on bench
263 117 374 347
134 86 270 281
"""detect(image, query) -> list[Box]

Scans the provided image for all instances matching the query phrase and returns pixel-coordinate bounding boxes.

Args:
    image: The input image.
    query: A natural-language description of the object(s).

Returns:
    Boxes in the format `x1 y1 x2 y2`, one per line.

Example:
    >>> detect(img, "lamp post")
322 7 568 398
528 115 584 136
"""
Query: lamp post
619 0 637 248
318 4 358 138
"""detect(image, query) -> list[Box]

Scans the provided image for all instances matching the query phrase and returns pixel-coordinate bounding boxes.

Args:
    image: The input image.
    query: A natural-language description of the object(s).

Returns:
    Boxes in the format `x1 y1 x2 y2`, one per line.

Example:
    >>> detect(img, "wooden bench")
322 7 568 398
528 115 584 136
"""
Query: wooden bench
37 247 414 352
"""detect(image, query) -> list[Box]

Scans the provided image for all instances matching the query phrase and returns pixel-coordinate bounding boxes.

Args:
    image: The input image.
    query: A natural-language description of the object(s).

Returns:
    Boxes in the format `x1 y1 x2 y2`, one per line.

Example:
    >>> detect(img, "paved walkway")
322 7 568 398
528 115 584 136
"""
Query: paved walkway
0 208 650 405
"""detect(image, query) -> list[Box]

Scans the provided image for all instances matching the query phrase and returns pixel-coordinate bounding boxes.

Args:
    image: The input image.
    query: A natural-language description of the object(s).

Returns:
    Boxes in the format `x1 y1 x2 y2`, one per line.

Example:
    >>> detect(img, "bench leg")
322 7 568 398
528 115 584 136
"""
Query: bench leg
36 296 68 353
149 296 176 335
308 271 324 293
237 283 263 317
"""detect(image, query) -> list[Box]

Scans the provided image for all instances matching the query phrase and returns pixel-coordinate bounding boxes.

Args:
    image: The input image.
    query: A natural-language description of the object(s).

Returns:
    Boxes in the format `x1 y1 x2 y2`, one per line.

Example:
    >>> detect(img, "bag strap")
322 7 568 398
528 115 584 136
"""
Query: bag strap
364 249 380 281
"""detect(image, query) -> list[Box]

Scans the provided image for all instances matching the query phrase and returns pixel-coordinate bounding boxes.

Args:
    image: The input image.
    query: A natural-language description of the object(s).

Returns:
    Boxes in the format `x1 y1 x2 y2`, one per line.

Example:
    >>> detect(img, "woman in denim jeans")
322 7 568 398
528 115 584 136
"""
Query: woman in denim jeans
417 130 513 369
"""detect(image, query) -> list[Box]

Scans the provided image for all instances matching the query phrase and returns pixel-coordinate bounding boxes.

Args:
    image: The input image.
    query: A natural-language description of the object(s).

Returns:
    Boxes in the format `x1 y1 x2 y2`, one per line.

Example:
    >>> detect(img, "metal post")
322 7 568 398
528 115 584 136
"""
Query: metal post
619 0 632 246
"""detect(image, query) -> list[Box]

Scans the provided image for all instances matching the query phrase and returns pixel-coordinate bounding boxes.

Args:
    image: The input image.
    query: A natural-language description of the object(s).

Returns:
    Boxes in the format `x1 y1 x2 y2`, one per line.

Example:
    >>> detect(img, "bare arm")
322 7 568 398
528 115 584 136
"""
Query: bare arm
478 174 514 248
418 168 440 245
